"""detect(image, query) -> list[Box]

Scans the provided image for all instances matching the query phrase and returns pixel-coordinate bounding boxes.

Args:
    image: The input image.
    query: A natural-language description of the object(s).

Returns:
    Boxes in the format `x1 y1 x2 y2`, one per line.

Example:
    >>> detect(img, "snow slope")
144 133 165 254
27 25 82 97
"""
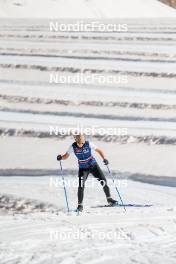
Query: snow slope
0 18 176 264
0 0 176 18
1 20 176 180
0 176 176 264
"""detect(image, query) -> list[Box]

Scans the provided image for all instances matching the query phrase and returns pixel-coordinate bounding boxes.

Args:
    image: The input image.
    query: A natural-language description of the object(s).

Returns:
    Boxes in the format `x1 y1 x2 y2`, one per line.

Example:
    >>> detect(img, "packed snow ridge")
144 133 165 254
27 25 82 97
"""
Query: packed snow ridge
0 194 58 214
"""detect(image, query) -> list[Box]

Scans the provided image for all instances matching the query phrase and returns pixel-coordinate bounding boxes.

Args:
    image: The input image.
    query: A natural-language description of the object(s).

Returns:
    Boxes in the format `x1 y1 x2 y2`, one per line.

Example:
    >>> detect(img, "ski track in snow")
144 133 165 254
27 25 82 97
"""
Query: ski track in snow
0 23 176 155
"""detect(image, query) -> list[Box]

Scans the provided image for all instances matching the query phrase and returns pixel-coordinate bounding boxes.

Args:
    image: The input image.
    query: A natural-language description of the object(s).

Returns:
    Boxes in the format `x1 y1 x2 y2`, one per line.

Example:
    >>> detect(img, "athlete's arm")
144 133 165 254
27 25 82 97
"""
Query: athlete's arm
90 142 109 165
95 148 109 165
95 148 105 160
57 145 73 161
90 142 106 160
61 153 70 160
57 152 69 160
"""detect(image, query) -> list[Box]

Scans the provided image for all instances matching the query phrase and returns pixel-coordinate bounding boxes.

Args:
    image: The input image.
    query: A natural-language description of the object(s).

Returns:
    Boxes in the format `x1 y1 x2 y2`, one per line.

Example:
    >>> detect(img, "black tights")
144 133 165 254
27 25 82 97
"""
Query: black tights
78 163 111 204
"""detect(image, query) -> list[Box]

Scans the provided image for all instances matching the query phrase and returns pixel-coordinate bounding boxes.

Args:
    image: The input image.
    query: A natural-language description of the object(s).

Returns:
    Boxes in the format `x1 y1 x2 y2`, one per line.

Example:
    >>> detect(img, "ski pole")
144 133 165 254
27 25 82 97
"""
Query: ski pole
59 160 70 213
106 164 126 212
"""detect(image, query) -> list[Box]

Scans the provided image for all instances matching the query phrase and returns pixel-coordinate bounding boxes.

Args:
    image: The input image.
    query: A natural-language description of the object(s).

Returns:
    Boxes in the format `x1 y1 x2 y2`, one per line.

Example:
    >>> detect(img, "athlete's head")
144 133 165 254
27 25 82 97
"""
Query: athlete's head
73 134 86 146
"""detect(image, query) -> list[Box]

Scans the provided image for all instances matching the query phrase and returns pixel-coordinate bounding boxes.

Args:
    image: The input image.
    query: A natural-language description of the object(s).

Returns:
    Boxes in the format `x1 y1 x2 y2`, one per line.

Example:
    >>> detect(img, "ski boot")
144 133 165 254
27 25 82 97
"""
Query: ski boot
77 204 83 212
107 197 118 206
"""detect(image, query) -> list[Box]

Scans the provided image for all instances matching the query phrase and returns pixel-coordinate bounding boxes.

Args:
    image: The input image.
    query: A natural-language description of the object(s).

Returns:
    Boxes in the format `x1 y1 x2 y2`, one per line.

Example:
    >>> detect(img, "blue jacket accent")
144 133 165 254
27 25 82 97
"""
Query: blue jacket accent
72 141 97 169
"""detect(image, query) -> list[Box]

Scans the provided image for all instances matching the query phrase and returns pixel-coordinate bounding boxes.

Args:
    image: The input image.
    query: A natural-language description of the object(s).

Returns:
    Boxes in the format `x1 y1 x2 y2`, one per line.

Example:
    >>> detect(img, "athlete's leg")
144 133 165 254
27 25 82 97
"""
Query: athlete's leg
90 163 111 199
78 168 89 205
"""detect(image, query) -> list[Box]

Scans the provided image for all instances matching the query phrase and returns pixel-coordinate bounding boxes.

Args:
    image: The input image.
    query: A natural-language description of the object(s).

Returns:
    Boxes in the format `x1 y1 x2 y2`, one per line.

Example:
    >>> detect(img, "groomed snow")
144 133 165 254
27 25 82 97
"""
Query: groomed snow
0 176 176 263
0 13 176 264
0 0 176 18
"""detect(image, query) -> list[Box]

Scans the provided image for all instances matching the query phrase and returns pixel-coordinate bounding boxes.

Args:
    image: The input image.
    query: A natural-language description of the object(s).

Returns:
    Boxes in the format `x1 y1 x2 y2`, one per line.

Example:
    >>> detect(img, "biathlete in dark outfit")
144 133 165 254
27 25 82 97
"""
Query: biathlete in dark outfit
57 134 117 212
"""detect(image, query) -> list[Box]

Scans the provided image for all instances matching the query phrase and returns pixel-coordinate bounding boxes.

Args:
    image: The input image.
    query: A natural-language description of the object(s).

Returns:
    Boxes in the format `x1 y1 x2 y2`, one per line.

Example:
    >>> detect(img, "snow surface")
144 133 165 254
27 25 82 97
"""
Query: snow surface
0 0 176 18
0 177 176 263
0 16 176 264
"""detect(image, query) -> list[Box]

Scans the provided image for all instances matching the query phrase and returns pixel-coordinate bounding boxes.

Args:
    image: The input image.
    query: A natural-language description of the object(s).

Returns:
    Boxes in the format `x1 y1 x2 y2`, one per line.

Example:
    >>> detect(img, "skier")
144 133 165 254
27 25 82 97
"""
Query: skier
57 134 117 212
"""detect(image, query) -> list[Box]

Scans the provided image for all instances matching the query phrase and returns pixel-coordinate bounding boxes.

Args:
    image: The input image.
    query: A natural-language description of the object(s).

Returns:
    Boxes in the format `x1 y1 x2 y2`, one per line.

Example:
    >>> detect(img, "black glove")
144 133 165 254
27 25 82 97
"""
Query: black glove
103 159 109 165
57 155 62 161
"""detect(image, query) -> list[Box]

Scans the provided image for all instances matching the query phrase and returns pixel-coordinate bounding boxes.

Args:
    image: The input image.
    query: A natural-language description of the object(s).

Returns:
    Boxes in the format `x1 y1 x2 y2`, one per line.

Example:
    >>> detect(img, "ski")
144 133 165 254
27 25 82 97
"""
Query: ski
67 203 152 215
92 203 153 208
